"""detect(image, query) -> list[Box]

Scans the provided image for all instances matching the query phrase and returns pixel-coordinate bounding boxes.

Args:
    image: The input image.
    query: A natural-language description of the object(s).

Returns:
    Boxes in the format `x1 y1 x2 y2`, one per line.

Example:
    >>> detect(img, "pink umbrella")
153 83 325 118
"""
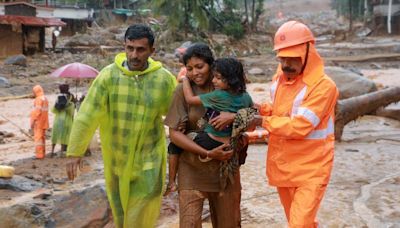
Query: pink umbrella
50 62 99 98
50 62 99 78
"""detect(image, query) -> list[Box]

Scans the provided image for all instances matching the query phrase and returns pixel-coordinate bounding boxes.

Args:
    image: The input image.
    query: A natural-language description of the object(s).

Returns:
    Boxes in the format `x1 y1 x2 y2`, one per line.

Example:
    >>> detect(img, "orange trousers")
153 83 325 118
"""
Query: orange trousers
34 127 46 159
277 184 327 228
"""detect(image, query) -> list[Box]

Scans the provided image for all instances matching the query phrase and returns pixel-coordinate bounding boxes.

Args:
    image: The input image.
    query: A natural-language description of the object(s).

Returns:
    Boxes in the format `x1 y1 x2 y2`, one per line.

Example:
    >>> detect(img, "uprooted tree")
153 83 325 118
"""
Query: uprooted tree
335 87 400 141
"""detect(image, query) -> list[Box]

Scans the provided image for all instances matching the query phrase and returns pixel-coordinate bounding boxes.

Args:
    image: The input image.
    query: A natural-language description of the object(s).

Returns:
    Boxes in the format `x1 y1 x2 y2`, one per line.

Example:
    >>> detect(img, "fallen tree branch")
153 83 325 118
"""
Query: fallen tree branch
0 94 34 102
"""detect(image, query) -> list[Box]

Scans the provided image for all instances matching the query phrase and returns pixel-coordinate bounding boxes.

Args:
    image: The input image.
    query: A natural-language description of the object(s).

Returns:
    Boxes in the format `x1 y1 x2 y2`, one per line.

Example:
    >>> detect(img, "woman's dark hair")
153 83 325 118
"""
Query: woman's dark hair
213 58 246 93
59 84 69 94
183 43 214 66
124 24 155 46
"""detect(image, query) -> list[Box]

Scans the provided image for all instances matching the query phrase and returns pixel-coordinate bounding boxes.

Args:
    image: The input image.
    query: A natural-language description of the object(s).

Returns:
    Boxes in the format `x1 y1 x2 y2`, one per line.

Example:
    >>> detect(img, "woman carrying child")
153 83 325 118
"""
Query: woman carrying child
164 43 253 227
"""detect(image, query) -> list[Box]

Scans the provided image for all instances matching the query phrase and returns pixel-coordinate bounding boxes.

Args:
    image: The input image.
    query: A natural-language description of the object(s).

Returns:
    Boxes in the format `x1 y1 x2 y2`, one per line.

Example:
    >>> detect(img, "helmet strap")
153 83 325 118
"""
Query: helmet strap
300 42 310 74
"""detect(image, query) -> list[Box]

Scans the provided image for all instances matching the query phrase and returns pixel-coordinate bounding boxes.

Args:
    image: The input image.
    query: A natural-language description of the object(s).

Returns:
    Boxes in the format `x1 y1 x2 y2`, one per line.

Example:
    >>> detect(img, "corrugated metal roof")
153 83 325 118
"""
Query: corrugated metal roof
0 15 66 27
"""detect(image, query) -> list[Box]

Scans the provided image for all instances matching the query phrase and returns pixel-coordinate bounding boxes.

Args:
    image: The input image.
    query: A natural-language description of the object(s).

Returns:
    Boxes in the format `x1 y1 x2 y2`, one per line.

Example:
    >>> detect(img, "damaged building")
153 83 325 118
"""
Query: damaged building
0 2 65 58
372 0 400 34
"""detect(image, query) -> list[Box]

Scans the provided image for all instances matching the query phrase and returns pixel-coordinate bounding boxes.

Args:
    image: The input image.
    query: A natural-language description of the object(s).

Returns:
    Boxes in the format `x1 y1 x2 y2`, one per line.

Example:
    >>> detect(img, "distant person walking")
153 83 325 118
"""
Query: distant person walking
50 84 75 157
52 29 59 52
30 85 49 159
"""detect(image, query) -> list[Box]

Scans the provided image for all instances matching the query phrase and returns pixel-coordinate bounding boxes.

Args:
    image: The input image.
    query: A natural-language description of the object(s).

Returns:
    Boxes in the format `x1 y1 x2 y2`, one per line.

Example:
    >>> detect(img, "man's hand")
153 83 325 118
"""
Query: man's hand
207 144 233 161
66 157 82 181
209 112 235 131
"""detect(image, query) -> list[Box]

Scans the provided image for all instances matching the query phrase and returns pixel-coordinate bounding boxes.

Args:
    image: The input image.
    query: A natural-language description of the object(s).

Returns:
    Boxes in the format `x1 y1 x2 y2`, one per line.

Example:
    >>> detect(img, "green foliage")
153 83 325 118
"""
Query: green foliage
223 21 245 39
153 0 209 33
333 0 372 20
153 0 248 40
208 6 245 40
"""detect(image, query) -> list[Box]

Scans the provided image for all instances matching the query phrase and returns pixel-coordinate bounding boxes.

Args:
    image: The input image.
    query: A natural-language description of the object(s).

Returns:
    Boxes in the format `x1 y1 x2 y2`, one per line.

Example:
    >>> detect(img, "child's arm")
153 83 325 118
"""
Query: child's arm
182 77 202 105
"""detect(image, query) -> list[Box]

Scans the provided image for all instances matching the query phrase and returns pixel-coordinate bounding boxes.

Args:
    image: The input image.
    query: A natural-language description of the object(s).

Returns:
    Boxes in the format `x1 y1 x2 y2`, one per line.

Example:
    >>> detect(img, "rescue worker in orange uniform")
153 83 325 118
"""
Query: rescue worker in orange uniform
30 85 49 159
249 21 339 227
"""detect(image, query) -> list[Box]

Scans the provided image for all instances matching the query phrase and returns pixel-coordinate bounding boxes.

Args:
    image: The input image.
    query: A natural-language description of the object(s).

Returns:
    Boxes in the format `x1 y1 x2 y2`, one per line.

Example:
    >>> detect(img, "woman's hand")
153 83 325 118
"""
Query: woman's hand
207 144 233 161
247 115 263 132
209 112 235 131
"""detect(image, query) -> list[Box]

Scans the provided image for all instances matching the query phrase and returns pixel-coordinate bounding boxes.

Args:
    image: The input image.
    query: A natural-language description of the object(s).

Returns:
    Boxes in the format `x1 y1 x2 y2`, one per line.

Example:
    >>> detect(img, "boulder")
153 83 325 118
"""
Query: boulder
325 66 377 99
4 55 27 67
0 204 44 228
0 175 43 191
48 185 111 227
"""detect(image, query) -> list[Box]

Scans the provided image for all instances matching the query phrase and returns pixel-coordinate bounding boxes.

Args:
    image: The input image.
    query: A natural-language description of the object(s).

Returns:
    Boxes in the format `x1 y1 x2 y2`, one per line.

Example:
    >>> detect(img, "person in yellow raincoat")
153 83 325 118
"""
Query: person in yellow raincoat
249 21 339 227
30 85 49 159
50 84 75 157
65 24 177 227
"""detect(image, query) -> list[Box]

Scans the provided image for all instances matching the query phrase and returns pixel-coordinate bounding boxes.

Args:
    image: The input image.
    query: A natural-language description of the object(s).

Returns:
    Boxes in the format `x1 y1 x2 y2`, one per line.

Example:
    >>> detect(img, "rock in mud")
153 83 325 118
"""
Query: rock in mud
48 185 111 227
0 204 44 228
0 76 10 88
0 175 43 191
4 55 27 67
0 131 15 137
325 66 377 99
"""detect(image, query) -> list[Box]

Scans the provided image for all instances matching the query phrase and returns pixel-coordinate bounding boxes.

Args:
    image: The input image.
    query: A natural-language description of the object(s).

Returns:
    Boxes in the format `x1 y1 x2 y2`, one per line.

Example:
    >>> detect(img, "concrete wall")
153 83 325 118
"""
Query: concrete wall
53 8 90 19
0 24 22 58
37 8 54 18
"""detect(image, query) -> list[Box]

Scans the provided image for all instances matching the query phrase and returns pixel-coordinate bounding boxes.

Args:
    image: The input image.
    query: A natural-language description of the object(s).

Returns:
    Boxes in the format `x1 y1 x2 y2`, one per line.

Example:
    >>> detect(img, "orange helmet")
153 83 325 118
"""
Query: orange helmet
273 21 315 51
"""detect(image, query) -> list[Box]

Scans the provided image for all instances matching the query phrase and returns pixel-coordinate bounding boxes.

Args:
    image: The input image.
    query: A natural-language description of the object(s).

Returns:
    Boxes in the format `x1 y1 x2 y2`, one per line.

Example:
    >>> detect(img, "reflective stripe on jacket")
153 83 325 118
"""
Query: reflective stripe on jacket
262 43 339 187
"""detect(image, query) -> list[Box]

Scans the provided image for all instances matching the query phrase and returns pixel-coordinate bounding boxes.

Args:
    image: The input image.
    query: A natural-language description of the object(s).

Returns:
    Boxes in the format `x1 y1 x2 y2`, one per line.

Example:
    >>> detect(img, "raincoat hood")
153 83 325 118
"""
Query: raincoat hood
33 85 44 97
276 42 324 86
114 52 162 76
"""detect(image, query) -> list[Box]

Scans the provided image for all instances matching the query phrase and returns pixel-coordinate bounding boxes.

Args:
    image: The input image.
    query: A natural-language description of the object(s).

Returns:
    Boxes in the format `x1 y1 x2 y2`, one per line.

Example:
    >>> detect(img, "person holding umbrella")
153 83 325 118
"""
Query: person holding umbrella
50 61 99 100
50 84 75 157
65 24 177 227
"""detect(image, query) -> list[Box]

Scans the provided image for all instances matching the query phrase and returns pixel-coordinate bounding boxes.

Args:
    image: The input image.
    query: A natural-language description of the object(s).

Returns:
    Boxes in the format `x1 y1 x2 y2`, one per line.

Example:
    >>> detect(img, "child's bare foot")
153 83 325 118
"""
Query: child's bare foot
163 182 177 196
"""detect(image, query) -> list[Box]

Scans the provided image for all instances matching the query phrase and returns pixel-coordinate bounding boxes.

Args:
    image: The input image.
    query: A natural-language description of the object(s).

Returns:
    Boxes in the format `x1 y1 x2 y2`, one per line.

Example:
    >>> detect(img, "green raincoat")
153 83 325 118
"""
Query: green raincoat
66 53 177 228
51 97 74 145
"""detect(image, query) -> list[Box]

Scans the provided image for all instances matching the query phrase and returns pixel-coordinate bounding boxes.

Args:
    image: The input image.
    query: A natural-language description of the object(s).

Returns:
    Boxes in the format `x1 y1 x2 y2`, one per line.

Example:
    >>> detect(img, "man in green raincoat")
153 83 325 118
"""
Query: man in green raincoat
66 24 177 227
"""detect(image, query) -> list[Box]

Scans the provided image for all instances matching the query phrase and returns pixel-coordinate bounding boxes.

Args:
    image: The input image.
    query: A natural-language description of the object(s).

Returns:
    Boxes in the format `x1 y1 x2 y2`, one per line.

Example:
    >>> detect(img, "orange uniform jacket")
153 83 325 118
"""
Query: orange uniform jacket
30 85 49 130
261 44 339 187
